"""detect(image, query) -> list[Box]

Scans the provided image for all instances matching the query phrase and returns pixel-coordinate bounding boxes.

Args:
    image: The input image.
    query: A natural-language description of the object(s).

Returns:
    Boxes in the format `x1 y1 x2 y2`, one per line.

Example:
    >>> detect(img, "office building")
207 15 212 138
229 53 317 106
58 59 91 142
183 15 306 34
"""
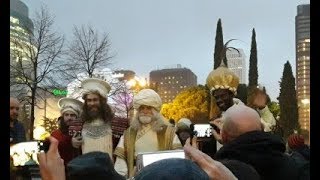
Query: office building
226 48 246 84
295 4 310 133
149 64 197 103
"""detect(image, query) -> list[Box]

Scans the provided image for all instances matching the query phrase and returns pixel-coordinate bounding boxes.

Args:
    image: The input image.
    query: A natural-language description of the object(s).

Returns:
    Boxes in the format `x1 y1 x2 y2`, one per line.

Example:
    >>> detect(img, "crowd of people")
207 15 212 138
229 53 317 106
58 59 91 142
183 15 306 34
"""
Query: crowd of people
10 62 310 180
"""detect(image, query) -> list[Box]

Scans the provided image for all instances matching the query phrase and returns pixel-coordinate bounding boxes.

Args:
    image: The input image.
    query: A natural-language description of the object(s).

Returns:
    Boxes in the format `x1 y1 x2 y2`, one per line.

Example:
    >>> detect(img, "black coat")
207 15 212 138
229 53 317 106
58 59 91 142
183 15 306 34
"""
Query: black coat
214 131 309 180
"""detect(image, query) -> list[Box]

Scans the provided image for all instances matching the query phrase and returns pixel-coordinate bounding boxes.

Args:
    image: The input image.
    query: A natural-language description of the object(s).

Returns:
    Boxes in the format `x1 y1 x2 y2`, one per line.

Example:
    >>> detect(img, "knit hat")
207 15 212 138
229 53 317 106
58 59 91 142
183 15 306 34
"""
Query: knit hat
133 89 162 111
67 151 125 180
58 97 83 117
81 78 111 99
287 134 305 149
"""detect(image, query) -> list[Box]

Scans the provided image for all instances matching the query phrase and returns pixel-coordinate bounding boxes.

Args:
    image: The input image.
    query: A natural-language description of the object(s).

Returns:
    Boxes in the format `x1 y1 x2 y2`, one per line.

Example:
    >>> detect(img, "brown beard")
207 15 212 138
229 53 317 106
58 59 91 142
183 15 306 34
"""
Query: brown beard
81 100 114 123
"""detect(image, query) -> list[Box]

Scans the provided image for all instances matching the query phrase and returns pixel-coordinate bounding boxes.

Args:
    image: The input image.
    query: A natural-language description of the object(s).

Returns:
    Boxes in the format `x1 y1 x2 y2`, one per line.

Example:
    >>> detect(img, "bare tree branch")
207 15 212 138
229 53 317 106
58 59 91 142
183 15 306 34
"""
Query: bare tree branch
10 6 65 139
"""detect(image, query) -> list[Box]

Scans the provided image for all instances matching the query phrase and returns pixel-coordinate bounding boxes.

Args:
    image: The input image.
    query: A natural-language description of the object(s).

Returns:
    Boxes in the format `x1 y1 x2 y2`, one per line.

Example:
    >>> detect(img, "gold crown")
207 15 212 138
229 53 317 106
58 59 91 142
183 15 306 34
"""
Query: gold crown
206 66 239 94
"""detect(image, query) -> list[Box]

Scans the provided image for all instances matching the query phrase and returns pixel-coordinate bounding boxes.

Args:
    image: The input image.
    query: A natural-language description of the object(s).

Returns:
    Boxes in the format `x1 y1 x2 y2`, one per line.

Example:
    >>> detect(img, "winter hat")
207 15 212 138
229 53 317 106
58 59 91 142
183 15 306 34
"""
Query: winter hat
287 134 305 149
133 89 162 111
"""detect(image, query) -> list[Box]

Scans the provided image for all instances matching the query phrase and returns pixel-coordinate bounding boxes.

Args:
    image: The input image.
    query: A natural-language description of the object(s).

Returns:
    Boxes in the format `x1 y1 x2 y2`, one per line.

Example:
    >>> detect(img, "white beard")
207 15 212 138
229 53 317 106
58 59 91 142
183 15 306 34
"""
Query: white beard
139 116 152 124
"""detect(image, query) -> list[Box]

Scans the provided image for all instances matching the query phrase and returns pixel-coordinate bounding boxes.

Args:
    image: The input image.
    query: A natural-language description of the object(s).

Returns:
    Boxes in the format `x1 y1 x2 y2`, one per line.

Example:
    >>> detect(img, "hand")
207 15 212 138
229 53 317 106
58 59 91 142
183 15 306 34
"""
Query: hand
210 118 223 144
184 144 237 180
37 136 65 180
185 137 198 150
252 92 267 109
72 133 83 149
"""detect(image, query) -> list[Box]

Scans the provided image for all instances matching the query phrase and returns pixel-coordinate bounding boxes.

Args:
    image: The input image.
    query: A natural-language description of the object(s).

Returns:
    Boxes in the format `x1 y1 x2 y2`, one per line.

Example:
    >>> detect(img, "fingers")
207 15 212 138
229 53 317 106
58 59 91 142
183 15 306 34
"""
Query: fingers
72 132 78 138
191 136 198 149
37 152 46 167
47 136 59 155
184 145 212 169
210 118 223 129
185 138 191 146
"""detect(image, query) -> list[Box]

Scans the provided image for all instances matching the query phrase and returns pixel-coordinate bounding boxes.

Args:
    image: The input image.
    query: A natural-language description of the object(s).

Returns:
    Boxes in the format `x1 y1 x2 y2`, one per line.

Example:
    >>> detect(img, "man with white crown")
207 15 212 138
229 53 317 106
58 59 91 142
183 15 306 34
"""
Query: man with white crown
71 77 116 158
51 97 83 166
113 89 182 178
206 43 276 150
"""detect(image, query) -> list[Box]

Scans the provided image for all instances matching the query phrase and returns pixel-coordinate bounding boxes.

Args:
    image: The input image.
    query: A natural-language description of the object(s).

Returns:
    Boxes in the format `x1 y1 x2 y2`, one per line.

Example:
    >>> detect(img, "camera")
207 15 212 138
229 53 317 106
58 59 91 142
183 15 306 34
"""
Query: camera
10 140 50 166
136 150 185 172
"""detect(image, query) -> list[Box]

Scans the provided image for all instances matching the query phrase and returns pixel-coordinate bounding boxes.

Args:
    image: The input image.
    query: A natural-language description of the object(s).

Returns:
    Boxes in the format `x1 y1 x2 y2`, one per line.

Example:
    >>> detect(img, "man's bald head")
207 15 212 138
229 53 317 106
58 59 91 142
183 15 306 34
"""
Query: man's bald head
10 97 20 121
221 105 263 144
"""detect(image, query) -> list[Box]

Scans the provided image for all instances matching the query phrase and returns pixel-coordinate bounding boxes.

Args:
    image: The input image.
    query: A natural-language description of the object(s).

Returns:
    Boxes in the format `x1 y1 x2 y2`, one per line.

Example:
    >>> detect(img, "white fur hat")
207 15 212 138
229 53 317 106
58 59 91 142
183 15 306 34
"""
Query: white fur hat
133 89 162 111
81 78 111 99
176 118 192 130
58 97 83 117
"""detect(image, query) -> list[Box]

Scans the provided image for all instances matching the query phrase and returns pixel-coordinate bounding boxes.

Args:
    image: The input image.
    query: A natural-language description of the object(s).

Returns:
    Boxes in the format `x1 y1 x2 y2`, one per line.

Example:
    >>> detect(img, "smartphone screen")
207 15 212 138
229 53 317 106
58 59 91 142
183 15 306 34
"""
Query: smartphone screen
193 124 213 137
136 150 185 171
10 141 40 166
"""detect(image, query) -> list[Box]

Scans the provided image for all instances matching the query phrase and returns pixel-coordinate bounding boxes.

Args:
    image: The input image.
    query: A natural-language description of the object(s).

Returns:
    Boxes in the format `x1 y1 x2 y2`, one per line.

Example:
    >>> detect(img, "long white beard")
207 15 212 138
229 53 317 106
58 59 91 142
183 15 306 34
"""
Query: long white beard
139 116 152 124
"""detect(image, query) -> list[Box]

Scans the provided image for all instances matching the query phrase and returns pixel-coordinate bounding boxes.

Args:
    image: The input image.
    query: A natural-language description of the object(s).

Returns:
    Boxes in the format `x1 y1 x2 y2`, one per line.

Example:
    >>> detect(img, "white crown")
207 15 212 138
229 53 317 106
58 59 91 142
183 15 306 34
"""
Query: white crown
81 78 111 98
58 97 83 116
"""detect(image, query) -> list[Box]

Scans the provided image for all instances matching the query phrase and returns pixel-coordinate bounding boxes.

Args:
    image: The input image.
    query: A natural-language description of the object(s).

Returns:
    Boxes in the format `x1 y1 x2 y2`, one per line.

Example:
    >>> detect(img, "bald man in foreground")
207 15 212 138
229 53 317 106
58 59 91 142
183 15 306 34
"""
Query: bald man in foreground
211 104 309 180
10 97 26 144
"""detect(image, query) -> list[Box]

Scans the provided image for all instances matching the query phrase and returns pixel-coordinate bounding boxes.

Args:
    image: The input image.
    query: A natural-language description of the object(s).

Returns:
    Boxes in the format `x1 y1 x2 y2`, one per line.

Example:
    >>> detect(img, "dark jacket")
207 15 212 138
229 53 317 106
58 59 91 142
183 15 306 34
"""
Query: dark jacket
214 131 309 180
10 119 26 144
290 145 310 161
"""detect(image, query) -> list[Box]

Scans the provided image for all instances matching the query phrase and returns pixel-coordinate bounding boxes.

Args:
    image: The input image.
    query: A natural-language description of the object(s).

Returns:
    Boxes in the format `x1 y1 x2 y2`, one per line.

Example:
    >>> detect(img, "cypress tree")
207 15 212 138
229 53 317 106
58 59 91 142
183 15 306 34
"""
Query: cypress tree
213 18 225 69
278 61 300 140
248 28 258 88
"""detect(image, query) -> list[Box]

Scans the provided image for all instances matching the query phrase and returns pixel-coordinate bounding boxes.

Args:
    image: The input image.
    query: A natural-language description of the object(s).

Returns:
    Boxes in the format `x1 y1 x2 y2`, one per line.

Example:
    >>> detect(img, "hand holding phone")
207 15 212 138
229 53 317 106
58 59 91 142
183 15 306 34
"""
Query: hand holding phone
72 132 83 149
209 118 223 143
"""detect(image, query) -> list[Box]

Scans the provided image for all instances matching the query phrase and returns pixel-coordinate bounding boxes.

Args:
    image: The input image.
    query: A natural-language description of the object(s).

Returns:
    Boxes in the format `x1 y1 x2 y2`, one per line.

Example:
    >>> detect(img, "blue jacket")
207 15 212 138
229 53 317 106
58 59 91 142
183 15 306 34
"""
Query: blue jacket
10 119 26 144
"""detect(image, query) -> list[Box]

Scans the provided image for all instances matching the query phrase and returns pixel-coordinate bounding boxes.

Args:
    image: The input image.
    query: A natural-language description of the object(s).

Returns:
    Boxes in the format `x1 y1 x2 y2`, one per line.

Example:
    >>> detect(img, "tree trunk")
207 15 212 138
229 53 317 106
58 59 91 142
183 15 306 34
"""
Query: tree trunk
29 87 36 140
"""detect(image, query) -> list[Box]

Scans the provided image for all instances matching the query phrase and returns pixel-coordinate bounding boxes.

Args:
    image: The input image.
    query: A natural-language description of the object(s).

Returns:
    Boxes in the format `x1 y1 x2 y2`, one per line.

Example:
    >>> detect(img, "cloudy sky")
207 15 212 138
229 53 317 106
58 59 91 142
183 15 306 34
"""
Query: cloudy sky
22 0 310 101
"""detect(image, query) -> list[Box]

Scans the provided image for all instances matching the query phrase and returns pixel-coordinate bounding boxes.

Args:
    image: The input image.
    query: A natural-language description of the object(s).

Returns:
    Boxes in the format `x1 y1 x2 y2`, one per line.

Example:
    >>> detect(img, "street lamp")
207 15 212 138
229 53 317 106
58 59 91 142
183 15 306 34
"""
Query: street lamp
127 76 147 93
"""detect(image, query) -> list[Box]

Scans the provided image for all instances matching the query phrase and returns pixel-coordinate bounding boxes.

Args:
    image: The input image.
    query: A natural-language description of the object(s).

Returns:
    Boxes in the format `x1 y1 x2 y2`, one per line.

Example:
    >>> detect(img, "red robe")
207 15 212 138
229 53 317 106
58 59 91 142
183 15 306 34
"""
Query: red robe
51 130 81 166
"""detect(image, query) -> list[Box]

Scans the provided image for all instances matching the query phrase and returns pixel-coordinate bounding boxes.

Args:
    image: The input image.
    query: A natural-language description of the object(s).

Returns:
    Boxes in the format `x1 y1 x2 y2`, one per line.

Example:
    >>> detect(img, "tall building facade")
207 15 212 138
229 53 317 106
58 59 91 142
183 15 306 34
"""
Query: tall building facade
10 0 35 139
226 48 246 84
10 0 35 99
149 65 197 103
295 4 310 133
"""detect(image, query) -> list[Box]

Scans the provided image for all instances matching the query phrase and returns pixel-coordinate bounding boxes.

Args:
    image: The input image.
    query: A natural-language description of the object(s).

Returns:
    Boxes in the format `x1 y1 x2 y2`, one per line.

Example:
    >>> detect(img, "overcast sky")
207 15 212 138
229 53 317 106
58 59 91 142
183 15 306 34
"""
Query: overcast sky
22 0 310 101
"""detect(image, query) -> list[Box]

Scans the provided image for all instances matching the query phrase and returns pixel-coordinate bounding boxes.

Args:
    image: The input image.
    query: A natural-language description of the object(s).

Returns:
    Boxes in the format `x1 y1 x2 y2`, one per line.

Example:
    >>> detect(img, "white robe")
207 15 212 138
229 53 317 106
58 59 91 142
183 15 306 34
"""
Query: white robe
81 119 113 157
114 124 181 177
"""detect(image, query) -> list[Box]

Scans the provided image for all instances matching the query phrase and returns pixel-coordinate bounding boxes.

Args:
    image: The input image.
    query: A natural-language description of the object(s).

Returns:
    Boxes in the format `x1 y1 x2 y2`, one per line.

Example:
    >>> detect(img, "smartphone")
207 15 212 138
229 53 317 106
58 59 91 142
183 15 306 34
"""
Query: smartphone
136 150 185 172
68 120 83 136
193 124 213 138
10 141 50 166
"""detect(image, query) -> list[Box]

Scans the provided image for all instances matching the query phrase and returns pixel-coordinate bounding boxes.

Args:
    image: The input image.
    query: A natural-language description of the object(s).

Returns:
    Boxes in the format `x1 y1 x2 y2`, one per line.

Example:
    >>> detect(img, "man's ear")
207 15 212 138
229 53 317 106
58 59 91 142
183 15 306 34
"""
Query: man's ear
221 130 227 144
